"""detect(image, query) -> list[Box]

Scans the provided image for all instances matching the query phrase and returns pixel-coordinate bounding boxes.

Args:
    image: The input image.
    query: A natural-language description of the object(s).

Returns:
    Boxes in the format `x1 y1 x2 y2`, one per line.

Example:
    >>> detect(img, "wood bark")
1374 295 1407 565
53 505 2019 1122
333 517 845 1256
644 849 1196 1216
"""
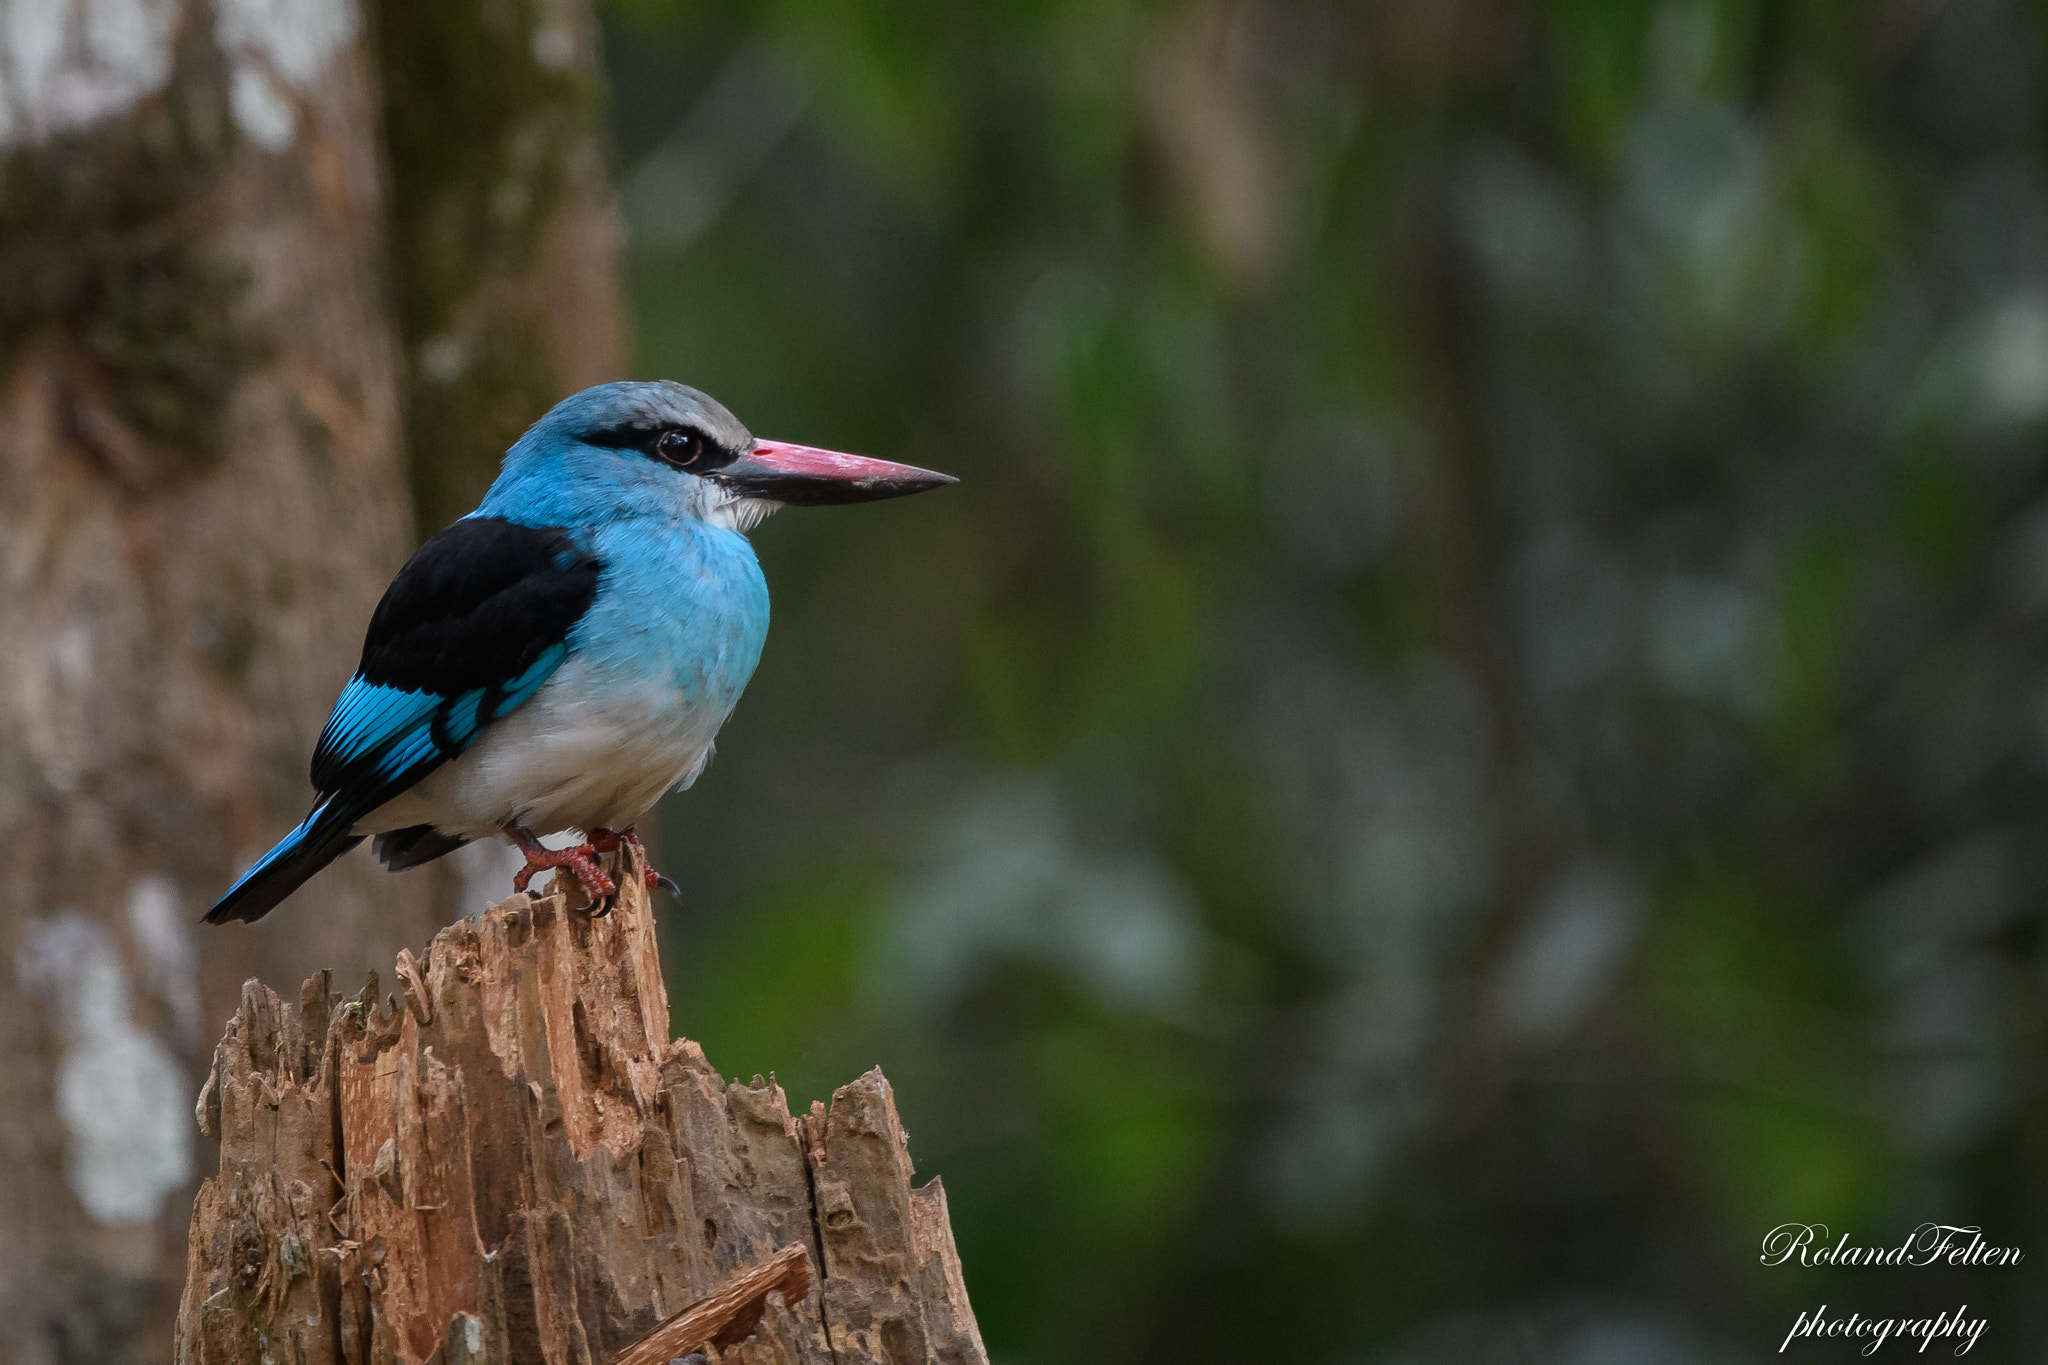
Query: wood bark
0 0 628 1359
176 850 989 1365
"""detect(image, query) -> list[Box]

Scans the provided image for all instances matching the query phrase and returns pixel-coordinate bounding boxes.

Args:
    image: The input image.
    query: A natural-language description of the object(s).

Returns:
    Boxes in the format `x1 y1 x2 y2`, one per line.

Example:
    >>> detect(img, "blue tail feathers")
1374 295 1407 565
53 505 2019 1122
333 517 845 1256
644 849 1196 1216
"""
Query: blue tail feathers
203 802 366 925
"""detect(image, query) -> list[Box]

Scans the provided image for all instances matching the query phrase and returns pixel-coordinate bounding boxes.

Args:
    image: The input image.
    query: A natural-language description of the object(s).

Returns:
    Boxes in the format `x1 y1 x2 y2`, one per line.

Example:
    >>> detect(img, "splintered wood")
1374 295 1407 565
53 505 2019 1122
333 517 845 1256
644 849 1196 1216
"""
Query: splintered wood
174 854 987 1365
609 1243 809 1365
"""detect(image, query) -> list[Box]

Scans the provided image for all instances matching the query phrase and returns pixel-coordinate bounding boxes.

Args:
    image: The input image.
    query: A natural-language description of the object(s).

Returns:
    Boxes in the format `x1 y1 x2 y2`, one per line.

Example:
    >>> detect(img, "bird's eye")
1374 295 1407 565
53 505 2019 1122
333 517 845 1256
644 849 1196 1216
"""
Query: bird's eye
654 428 707 470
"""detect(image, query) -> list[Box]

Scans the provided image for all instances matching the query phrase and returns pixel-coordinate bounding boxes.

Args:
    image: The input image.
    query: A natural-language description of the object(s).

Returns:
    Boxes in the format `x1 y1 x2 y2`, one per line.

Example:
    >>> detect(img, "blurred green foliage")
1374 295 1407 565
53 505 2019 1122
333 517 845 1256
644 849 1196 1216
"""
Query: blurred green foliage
594 0 2048 1359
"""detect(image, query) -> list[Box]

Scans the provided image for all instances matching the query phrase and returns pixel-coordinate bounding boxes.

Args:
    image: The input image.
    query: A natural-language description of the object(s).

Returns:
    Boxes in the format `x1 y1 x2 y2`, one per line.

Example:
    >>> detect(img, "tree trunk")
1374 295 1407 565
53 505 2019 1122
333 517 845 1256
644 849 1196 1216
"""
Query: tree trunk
0 0 626 1359
176 854 989 1365
0 4 425 1360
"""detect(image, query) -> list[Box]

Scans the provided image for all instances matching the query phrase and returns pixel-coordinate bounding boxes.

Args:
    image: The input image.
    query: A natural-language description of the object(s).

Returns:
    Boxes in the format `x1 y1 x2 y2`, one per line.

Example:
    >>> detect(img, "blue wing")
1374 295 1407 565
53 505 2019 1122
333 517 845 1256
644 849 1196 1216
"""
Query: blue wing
307 646 569 803
205 518 600 924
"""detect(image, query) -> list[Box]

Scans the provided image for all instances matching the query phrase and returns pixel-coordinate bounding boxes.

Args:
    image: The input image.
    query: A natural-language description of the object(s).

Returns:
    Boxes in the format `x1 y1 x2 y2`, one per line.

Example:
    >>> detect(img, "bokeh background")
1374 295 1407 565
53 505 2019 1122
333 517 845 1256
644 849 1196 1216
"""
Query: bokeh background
593 1 2048 1361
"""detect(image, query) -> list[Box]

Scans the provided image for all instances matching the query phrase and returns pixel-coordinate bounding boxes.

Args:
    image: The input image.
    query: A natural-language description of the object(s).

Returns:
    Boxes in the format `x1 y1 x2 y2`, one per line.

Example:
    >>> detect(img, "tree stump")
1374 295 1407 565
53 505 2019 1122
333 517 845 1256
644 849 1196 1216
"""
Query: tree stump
174 849 988 1365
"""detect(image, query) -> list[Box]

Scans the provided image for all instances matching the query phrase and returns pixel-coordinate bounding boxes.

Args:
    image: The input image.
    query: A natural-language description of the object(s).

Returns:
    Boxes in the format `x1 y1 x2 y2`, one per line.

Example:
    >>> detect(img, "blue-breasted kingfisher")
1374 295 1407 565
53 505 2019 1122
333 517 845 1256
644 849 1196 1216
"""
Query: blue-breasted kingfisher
204 381 954 924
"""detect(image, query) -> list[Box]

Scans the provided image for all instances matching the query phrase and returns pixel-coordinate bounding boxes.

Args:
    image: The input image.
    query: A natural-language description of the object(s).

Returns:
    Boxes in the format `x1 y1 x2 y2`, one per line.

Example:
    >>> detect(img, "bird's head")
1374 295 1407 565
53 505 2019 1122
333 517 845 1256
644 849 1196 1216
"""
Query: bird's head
480 380 955 530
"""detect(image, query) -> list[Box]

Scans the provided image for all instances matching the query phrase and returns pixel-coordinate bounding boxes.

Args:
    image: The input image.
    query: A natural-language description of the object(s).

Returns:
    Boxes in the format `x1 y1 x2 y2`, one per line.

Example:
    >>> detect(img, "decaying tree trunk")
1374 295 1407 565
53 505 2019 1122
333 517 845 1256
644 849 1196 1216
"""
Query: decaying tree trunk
176 850 988 1365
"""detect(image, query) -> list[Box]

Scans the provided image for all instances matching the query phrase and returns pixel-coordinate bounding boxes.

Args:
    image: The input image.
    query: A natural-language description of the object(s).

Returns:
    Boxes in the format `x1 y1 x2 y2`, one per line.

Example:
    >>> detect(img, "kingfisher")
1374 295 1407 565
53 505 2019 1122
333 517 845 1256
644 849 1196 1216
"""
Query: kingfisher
204 381 954 924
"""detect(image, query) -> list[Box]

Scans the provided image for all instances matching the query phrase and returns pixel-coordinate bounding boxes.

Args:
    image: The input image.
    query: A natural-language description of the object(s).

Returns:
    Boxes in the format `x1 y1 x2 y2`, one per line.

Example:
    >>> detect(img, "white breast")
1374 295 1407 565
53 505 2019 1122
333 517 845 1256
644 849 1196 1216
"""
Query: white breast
360 655 726 840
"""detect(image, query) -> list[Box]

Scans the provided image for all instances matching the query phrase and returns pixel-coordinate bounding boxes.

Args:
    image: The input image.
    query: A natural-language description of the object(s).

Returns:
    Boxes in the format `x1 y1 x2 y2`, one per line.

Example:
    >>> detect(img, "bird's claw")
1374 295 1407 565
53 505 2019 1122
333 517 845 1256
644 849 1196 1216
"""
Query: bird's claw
503 823 676 912
590 826 677 897
503 824 618 905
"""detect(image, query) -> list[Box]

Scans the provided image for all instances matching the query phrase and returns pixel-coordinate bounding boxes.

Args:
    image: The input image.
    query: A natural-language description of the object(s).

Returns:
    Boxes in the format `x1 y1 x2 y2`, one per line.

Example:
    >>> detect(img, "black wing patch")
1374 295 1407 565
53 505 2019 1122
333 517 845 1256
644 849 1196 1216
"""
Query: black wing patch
359 516 600 695
309 517 600 794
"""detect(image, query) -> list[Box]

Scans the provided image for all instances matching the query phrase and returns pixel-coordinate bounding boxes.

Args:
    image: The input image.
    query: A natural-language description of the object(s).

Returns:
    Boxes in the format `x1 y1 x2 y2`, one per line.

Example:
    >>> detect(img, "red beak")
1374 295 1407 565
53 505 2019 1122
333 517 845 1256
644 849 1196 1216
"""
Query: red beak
708 439 958 505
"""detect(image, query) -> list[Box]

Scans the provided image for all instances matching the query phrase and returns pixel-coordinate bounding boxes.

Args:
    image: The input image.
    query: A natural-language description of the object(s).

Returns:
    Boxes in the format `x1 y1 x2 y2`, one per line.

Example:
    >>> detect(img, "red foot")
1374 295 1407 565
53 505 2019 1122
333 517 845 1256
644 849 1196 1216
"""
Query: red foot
590 826 670 893
503 823 616 903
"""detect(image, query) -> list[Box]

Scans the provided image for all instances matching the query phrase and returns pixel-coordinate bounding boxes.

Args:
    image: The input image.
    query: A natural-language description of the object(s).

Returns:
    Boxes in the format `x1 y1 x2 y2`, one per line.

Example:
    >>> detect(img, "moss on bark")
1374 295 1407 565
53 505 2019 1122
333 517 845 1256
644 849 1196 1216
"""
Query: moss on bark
0 30 249 485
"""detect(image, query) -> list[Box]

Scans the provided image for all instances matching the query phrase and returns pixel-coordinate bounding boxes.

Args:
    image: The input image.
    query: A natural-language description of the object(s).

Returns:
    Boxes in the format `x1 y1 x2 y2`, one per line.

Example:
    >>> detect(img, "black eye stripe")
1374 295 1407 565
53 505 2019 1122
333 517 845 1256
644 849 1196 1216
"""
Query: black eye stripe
652 428 738 473
579 424 658 450
580 423 738 473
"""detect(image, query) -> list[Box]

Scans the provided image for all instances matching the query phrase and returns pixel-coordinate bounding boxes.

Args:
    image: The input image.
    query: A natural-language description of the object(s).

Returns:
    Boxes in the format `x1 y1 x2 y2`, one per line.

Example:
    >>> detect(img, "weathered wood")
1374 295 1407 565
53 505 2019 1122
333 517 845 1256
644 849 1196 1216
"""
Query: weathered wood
610 1243 808 1365
175 851 988 1365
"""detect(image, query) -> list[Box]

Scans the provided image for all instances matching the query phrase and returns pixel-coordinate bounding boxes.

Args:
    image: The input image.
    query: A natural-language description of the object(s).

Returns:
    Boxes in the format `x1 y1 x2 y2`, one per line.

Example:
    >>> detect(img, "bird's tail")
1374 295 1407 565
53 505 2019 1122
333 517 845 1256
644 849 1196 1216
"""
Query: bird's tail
204 800 364 925
372 823 470 871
